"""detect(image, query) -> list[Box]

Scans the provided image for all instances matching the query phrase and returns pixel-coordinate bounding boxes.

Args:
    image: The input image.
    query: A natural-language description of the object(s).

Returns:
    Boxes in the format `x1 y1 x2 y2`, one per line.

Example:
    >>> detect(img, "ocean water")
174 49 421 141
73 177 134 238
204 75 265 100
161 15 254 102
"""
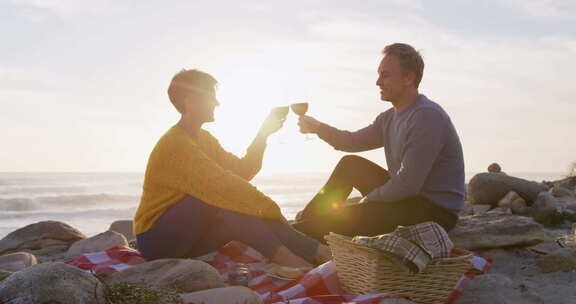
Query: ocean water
0 171 566 239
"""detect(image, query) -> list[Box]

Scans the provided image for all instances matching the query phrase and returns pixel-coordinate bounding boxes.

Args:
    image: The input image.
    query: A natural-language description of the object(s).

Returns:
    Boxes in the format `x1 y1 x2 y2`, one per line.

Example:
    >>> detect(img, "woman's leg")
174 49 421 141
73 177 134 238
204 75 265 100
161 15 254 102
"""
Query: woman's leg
297 155 390 221
137 195 289 261
211 209 314 267
260 216 322 264
136 195 227 260
138 195 321 266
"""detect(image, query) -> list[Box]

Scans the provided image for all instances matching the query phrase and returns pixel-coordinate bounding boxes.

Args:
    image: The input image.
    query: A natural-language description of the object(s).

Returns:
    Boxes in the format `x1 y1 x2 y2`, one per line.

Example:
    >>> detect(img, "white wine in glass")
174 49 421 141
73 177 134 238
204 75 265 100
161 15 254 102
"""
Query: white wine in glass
290 102 308 116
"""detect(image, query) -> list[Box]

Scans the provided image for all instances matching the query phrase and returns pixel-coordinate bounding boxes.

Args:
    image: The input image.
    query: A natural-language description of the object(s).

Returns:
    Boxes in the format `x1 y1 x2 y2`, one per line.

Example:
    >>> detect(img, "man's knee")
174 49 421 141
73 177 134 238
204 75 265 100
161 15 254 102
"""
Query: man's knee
332 155 372 180
337 155 365 167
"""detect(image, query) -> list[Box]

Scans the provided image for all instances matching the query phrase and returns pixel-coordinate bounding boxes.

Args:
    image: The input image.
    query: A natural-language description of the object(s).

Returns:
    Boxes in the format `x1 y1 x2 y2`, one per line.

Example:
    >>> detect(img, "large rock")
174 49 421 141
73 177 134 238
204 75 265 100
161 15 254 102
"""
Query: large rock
180 286 263 304
180 287 413 304
467 173 548 206
550 185 575 198
531 192 563 226
449 212 553 250
454 273 542 304
104 259 225 293
487 162 503 173
550 176 576 191
0 252 37 272
0 262 105 303
488 207 512 214
511 197 530 215
472 204 491 214
109 220 135 242
557 195 576 213
372 300 414 304
0 221 85 256
498 191 527 211
536 248 576 273
67 230 128 258
458 201 474 216
20 239 71 258
0 270 12 281
527 239 564 255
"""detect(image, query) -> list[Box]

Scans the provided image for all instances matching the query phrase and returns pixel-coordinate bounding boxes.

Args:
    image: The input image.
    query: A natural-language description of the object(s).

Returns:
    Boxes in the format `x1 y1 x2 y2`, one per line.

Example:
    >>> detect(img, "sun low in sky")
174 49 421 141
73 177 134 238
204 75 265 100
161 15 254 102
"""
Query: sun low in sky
1 0 575 175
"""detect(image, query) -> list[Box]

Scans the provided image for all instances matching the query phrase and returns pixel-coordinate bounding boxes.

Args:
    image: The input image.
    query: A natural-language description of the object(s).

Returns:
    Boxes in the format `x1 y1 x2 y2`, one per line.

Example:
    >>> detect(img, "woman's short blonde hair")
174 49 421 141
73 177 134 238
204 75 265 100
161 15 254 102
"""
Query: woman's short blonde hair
167 69 218 113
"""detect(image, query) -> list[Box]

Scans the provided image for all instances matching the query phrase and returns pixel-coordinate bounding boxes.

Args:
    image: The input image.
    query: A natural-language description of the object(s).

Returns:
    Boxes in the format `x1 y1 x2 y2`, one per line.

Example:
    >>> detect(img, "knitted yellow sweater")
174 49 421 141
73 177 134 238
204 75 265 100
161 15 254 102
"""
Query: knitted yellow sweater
133 125 281 235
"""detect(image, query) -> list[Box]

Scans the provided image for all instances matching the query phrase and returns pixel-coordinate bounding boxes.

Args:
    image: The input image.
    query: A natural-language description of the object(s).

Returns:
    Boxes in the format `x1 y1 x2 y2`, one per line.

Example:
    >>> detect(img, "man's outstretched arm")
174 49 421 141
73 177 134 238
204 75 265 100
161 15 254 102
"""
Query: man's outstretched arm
298 113 386 152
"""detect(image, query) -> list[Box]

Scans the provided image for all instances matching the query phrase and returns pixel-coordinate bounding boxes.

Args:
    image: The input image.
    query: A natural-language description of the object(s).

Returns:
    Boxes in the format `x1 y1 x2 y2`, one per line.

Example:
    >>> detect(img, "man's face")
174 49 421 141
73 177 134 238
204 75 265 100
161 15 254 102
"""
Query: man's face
183 87 219 123
376 54 414 103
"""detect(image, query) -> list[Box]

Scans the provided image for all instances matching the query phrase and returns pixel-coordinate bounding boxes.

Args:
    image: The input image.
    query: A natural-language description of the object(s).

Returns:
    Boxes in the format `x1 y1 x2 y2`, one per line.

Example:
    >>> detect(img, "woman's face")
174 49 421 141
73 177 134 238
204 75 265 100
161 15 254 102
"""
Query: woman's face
183 87 220 123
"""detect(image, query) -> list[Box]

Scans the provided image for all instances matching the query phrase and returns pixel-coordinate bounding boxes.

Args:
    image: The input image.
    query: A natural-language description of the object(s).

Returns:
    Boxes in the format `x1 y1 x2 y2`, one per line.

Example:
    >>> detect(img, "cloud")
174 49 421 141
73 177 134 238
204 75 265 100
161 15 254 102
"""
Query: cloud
300 11 576 100
501 0 576 20
0 67 63 90
2 1 575 172
10 0 130 15
275 11 576 172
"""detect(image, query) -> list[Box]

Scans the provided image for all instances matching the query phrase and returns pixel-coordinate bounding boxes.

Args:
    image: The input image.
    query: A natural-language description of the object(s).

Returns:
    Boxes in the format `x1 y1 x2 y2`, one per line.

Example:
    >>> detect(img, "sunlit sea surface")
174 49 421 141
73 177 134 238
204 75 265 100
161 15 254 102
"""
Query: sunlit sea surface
0 171 566 239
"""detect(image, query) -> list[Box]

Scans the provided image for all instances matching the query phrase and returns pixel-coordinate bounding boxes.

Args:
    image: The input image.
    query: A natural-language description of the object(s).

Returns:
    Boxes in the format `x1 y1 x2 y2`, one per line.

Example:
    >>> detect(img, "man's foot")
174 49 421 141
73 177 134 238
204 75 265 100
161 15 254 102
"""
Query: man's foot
271 246 313 269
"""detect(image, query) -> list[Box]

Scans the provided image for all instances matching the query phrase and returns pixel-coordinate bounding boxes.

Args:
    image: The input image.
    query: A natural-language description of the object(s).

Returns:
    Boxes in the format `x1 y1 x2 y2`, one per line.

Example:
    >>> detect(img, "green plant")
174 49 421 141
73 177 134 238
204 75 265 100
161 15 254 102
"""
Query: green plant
105 282 183 304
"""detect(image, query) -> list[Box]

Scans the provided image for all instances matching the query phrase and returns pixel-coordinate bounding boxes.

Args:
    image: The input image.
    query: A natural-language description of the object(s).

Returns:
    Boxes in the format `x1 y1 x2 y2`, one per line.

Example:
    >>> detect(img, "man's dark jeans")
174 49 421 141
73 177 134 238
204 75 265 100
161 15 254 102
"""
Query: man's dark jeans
292 155 458 243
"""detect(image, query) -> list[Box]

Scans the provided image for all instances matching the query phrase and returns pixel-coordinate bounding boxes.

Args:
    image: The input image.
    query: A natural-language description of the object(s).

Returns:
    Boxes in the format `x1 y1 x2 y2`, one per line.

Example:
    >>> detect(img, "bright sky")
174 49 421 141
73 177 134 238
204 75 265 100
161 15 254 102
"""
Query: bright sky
1 0 575 175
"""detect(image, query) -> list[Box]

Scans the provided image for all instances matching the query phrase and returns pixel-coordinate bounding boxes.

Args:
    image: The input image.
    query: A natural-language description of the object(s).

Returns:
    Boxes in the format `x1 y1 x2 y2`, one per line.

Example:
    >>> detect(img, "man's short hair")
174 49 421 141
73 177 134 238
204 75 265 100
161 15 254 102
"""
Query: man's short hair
167 69 218 113
382 43 424 88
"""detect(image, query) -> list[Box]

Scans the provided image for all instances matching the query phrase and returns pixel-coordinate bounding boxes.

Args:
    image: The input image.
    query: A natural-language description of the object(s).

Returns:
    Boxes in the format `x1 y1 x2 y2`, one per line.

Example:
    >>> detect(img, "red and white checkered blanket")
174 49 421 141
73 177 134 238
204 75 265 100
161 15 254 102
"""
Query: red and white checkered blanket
65 241 491 304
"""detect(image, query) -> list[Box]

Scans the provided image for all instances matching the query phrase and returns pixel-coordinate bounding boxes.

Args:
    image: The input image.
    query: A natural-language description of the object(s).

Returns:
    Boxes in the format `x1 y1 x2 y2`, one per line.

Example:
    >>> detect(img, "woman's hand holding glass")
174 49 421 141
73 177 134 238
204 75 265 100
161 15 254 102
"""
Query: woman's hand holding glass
258 106 289 137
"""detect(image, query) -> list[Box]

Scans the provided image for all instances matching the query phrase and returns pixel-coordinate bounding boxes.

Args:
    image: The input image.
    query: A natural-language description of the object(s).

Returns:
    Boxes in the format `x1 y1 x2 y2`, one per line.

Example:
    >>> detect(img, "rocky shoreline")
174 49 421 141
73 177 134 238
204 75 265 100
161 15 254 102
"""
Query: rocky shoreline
1 173 576 303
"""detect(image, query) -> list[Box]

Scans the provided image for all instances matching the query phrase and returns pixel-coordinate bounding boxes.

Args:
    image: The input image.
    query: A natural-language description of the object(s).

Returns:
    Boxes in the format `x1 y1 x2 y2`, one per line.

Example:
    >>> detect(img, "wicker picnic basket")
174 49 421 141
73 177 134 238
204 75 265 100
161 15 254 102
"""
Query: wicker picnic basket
325 232 474 304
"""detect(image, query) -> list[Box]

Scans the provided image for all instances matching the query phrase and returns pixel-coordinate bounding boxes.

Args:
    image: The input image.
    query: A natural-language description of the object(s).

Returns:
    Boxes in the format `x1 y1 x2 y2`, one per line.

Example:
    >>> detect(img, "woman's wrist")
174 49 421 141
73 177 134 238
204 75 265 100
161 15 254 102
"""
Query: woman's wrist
255 131 269 142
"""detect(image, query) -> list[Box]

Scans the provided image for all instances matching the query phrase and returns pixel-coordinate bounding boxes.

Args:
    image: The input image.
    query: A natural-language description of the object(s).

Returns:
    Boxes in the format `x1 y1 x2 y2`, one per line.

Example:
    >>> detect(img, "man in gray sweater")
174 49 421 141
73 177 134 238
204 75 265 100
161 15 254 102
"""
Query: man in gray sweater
292 43 465 242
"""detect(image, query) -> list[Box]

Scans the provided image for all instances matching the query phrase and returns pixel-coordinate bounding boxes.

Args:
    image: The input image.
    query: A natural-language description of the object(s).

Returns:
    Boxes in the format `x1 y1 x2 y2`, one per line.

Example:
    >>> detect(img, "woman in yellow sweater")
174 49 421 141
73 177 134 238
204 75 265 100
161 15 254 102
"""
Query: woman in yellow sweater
134 69 331 268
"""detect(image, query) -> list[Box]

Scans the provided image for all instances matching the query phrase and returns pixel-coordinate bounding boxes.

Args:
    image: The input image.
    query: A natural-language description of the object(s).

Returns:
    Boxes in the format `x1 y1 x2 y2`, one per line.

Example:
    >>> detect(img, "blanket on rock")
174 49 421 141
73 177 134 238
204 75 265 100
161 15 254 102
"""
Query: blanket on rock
65 241 491 304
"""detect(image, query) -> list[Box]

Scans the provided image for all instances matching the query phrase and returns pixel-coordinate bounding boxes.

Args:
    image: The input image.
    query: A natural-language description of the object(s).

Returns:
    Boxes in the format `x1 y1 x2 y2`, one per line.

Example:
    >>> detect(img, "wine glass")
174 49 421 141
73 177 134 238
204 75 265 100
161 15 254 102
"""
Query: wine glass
290 102 308 116
290 102 312 140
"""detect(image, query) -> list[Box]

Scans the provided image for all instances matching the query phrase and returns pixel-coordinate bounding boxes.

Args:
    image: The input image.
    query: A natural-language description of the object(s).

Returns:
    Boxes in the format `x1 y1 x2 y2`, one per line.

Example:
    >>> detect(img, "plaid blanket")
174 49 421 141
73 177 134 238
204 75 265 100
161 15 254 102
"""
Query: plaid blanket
353 234 431 274
65 241 491 304
352 222 455 273
393 222 454 260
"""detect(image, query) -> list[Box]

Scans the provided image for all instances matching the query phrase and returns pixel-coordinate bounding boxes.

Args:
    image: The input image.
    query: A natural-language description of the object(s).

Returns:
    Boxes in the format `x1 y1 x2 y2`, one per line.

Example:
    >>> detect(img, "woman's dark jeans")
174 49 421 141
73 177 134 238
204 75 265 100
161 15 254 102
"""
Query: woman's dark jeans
137 195 320 263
